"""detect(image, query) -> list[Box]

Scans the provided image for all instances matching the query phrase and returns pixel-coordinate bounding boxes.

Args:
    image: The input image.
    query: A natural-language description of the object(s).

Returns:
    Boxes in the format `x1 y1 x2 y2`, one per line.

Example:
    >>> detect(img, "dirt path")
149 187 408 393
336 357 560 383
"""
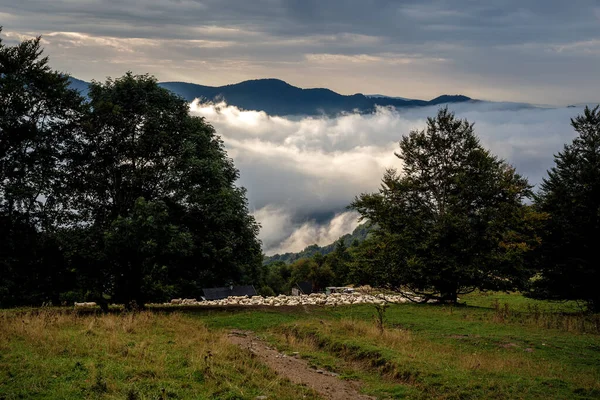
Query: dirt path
227 330 375 400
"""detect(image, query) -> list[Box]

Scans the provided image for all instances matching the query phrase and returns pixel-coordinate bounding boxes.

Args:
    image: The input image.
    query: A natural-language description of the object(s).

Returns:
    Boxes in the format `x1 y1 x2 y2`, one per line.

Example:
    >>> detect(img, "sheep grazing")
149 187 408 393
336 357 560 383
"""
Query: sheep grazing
74 302 97 308
160 292 411 308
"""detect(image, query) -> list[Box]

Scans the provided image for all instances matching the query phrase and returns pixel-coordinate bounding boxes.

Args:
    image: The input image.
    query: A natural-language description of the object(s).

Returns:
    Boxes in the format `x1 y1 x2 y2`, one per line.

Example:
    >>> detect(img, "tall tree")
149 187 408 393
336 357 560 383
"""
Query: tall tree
0 28 85 306
66 73 262 306
352 108 540 303
326 238 352 285
530 106 600 312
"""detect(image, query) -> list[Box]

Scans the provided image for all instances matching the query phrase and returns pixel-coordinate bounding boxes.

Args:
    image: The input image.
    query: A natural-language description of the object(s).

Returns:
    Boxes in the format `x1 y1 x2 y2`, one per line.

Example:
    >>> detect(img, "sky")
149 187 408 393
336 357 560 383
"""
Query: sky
1 0 600 105
1 1 597 254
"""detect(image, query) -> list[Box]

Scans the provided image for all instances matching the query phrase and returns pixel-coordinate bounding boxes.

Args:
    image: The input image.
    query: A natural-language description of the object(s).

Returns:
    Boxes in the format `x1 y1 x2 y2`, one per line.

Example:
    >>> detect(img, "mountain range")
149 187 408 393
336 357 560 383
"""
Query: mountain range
68 77 473 116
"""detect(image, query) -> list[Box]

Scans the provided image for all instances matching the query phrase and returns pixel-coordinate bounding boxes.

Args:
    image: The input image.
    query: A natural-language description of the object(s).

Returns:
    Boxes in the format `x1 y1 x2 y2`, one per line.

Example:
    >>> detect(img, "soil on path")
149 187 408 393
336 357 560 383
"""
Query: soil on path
227 330 375 400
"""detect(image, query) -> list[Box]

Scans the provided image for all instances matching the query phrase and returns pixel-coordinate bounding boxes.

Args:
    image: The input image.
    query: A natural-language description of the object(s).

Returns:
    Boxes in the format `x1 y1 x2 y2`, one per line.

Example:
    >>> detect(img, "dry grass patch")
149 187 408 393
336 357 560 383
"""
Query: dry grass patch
0 309 320 399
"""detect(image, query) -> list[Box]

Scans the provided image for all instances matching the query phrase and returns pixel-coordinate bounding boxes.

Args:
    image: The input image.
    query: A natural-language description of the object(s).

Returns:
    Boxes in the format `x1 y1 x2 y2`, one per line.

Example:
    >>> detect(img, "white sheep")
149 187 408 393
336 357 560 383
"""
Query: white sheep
74 302 96 307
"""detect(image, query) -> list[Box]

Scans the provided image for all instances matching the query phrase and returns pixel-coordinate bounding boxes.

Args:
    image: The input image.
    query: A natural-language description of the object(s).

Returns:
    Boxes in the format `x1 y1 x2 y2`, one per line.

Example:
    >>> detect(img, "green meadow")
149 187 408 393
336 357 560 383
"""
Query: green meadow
1 292 599 399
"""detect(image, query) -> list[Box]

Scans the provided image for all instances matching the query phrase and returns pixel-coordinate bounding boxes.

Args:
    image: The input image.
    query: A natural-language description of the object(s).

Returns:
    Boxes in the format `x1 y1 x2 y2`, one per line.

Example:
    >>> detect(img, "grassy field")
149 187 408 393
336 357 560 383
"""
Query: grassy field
1 293 599 399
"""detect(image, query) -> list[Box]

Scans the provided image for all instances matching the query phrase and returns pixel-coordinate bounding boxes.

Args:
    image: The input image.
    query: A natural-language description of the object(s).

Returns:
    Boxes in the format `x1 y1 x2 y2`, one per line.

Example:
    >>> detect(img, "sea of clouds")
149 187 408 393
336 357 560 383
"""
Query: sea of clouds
189 100 590 255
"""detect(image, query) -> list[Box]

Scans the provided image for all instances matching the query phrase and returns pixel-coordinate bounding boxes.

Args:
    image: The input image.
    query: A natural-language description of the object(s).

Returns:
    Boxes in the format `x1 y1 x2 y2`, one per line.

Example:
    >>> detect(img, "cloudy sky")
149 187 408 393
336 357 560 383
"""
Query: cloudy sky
190 101 586 254
1 1 596 253
2 0 600 104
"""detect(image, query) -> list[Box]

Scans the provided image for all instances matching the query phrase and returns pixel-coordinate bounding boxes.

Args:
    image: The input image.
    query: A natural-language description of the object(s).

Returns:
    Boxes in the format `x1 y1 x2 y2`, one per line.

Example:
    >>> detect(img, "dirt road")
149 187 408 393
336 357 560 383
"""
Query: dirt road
227 330 375 400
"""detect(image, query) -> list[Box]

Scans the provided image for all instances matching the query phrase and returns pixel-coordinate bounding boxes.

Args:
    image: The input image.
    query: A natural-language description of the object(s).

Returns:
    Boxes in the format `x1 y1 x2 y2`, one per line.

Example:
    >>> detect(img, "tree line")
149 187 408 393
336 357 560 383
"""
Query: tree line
2 31 599 312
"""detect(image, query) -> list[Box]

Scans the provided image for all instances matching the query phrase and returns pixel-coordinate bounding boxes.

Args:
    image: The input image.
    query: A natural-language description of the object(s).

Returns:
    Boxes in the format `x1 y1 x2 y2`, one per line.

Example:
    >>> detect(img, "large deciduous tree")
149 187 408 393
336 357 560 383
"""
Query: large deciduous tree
66 73 262 306
352 108 541 303
530 106 600 312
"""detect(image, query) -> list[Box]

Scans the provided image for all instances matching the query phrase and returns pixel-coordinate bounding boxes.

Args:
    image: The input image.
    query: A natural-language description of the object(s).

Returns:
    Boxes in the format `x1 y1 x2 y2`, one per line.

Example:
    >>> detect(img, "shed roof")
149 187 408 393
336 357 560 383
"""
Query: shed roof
296 281 313 295
202 285 257 300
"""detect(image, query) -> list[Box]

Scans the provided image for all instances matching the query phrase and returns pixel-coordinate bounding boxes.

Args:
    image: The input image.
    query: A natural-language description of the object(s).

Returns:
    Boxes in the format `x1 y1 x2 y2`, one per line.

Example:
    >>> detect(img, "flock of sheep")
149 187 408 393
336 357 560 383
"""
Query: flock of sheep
73 291 416 309
164 292 410 307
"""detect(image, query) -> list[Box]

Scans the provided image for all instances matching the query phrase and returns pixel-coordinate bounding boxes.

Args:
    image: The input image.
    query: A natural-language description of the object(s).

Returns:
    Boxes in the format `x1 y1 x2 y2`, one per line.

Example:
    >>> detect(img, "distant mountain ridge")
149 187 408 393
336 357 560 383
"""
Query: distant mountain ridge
68 77 91 97
68 77 473 116
366 94 415 101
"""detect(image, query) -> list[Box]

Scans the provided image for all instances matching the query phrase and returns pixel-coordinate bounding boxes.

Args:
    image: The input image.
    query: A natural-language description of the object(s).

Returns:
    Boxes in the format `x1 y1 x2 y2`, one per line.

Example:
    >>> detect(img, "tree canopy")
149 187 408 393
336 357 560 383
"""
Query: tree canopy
351 108 541 303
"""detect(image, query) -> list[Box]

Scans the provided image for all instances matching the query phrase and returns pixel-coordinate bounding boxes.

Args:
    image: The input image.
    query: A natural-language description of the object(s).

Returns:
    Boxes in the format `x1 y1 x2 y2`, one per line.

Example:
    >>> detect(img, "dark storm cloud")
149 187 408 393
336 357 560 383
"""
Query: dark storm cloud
3 0 599 44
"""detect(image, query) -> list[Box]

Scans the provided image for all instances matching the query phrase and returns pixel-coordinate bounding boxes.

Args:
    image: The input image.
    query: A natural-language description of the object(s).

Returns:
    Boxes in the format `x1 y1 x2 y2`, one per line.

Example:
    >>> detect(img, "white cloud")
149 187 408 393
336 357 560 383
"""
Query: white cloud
551 39 600 56
190 100 590 254
257 209 360 255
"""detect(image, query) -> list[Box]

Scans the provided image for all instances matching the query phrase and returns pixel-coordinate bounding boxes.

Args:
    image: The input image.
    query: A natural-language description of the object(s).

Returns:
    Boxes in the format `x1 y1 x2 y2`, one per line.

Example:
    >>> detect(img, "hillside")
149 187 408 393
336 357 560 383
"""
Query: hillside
67 77 90 97
69 77 473 116
160 79 472 115
264 223 372 265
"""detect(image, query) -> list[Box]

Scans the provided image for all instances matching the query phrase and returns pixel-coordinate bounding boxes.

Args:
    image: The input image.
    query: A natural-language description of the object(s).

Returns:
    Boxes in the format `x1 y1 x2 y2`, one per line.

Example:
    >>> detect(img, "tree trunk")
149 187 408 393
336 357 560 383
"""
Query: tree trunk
440 283 458 304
